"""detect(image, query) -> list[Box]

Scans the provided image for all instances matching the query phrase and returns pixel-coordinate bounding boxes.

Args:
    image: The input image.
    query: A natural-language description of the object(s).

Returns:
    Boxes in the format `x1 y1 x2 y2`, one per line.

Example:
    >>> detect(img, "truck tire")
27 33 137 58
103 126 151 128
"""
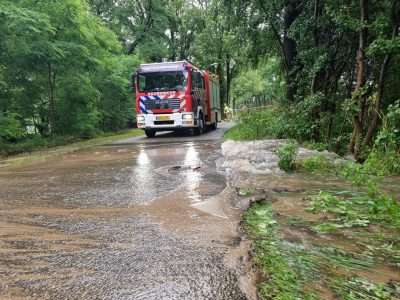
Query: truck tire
145 129 156 138
210 112 218 130
193 114 205 135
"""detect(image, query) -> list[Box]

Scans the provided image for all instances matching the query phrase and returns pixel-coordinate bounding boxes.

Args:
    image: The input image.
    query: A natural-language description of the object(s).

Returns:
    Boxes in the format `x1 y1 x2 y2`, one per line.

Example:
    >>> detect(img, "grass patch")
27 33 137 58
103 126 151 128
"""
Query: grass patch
363 150 400 176
306 188 400 233
245 200 400 299
297 155 335 173
243 156 400 298
297 157 400 232
0 128 143 167
0 135 77 156
224 107 282 140
0 129 143 156
302 141 330 152
244 203 318 300
330 276 399 300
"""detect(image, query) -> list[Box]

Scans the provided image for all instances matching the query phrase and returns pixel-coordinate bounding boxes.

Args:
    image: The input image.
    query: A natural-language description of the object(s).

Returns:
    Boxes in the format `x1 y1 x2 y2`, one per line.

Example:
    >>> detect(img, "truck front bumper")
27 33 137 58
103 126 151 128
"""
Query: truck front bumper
137 113 195 130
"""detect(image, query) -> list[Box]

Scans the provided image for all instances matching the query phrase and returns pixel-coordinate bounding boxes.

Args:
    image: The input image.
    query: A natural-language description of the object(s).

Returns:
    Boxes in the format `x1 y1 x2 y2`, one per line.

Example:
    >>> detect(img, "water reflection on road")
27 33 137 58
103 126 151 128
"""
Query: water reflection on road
131 148 154 202
183 143 202 204
0 135 247 300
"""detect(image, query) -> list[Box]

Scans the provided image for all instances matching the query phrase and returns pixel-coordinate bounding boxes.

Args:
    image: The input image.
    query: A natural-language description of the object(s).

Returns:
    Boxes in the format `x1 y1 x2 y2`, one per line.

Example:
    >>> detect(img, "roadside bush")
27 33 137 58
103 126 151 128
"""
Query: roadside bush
302 141 329 152
225 107 283 140
277 142 298 171
281 95 351 153
290 94 324 141
0 113 25 142
0 135 77 156
297 155 334 173
225 101 350 156
363 149 400 176
376 100 400 151
363 100 400 175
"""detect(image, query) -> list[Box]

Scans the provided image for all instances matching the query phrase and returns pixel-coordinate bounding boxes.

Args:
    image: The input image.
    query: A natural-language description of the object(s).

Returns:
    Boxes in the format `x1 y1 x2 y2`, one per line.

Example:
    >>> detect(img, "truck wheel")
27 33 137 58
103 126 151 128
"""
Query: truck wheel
211 121 217 130
210 113 218 130
193 114 205 135
145 129 156 138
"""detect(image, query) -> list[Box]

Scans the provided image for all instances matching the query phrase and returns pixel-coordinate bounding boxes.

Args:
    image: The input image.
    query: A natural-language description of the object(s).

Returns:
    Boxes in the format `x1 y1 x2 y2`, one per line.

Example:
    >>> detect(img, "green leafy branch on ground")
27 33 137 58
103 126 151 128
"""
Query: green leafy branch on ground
304 160 400 233
331 277 400 300
244 202 400 300
244 203 317 300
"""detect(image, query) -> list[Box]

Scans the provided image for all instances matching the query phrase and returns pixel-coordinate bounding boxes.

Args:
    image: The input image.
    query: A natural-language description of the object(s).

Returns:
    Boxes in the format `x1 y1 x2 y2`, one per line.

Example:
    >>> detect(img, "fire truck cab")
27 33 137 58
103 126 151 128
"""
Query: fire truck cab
135 61 221 137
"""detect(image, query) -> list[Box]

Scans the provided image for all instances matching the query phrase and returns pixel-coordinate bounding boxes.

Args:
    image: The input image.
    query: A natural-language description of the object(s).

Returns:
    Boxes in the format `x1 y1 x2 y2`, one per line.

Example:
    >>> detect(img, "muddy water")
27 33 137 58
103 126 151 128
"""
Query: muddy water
234 170 400 298
0 140 248 299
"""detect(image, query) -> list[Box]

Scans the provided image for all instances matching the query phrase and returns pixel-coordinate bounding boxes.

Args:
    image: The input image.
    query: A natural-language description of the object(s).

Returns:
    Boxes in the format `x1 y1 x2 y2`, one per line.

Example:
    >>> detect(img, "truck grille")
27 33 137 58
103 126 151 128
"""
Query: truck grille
144 98 180 110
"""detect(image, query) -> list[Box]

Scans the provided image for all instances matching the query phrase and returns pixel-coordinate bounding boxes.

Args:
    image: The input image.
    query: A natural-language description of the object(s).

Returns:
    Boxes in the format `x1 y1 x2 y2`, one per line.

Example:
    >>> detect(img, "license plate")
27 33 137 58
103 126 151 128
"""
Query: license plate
156 115 171 121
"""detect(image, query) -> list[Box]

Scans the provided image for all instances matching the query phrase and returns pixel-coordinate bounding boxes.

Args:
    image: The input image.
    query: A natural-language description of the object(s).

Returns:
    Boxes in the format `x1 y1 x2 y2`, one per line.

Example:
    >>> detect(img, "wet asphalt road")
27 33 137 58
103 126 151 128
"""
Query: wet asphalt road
0 124 248 300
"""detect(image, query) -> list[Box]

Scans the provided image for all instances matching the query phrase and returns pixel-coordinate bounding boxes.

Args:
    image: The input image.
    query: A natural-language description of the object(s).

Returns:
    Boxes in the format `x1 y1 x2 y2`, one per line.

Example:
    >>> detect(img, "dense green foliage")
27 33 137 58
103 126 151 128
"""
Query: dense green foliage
221 0 400 164
0 0 142 154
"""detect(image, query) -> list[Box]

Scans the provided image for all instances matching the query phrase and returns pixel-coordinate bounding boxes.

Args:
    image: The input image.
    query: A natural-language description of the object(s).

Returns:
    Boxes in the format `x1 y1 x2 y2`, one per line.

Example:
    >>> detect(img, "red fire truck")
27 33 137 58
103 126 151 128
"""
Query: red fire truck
134 61 221 137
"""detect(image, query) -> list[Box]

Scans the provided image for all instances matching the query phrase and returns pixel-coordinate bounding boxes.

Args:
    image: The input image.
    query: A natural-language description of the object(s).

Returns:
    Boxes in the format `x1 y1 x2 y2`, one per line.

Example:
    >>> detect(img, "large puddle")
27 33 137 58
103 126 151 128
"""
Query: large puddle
0 141 248 300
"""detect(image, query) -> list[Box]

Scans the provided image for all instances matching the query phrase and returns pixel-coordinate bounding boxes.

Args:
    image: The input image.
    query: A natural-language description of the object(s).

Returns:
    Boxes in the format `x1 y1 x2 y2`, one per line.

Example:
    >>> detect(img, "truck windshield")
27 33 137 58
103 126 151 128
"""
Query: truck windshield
137 71 188 92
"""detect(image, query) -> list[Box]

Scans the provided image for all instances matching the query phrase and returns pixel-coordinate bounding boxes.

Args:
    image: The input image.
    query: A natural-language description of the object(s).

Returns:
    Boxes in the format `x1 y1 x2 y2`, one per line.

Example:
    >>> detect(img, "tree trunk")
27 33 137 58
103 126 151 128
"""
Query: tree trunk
170 30 176 61
363 55 390 146
311 0 321 94
48 62 56 135
257 0 304 102
350 0 368 159
363 1 400 146
127 0 153 54
217 58 225 119
282 1 304 102
226 55 232 110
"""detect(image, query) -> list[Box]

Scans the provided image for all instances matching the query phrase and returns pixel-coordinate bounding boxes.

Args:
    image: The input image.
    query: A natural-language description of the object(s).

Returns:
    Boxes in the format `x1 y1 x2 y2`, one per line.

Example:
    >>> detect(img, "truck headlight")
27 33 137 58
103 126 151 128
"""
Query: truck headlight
137 115 145 123
182 114 193 120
